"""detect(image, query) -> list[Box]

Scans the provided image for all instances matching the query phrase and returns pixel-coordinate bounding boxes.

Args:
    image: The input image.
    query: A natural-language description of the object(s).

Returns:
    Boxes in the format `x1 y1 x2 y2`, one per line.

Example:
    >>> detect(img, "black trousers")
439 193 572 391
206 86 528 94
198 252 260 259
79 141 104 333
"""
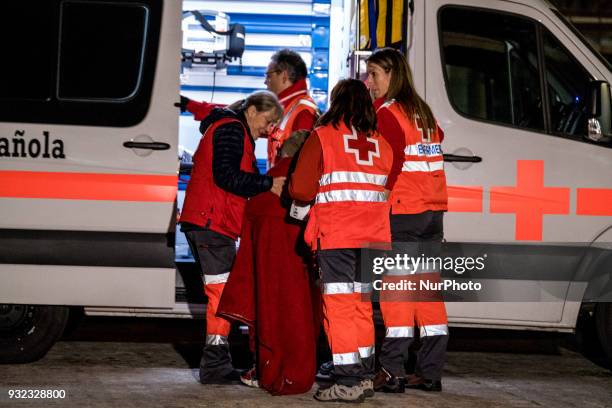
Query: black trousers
184 227 236 380
379 211 449 380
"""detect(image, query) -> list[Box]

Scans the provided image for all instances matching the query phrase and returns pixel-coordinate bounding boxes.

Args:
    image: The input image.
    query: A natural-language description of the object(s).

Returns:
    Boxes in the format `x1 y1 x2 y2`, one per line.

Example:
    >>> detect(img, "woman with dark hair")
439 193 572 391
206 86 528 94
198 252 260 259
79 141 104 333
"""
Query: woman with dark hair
179 91 286 385
290 79 394 403
366 47 449 393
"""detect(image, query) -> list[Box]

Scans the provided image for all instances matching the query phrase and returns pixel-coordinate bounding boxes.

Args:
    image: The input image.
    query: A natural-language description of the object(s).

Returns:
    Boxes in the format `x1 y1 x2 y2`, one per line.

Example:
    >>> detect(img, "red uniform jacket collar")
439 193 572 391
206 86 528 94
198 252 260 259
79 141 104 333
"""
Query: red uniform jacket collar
278 79 309 109
373 95 388 110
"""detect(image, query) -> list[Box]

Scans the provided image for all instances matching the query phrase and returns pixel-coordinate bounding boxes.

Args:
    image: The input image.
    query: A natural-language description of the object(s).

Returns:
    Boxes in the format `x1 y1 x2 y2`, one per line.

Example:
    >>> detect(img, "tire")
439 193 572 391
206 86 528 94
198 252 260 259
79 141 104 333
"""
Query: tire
595 302 612 366
0 304 69 364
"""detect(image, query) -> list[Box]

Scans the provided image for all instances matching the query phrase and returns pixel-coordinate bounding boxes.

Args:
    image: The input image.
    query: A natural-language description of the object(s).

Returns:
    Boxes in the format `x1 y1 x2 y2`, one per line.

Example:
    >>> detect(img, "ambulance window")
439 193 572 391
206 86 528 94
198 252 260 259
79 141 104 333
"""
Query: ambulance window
0 0 161 127
0 3 57 101
58 2 148 100
439 8 545 132
542 30 593 137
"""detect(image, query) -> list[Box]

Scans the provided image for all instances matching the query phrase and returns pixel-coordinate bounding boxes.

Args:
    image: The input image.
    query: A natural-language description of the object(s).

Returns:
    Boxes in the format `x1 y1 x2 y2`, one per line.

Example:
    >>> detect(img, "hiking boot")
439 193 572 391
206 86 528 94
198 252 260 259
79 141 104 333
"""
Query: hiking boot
373 367 405 393
313 383 366 403
358 379 375 398
240 366 259 388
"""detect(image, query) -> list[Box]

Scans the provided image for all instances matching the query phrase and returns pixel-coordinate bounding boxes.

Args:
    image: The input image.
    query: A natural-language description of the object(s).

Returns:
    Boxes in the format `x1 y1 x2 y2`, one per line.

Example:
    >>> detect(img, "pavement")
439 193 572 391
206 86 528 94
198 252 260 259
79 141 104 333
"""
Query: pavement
0 317 611 407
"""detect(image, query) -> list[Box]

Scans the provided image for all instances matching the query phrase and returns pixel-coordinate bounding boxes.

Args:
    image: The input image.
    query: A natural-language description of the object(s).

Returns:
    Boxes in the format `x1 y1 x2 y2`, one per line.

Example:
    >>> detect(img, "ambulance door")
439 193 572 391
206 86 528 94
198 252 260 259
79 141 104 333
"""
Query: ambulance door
0 1 181 307
424 0 612 326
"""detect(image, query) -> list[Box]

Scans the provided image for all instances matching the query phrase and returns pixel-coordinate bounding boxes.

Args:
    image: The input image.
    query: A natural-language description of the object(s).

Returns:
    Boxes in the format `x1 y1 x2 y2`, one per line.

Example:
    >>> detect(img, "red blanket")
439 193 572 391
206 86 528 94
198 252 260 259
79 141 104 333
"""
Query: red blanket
218 158 319 395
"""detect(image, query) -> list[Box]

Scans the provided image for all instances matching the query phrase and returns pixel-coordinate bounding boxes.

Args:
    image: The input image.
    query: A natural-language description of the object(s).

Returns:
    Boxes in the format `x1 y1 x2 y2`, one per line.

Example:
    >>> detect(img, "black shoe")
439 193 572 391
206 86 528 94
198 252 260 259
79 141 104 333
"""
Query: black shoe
315 361 335 381
199 368 243 385
405 375 442 392
373 368 405 393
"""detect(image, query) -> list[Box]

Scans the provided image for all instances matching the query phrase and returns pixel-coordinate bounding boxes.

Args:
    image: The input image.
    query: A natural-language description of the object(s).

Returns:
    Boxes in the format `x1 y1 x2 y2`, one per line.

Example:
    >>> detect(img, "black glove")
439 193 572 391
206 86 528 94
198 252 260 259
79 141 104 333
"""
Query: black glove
174 95 190 113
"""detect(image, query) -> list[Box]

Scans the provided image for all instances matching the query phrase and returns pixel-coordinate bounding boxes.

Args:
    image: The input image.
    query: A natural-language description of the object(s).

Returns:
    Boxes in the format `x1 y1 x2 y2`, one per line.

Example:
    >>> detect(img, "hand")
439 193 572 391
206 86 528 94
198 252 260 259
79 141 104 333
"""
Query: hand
384 188 391 200
174 95 190 113
270 176 286 197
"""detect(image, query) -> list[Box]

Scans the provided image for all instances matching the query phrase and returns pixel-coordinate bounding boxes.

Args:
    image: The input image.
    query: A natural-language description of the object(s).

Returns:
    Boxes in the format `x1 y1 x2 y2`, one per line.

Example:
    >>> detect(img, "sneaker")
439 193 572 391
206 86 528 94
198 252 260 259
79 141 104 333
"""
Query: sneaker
358 379 375 398
240 367 259 388
373 368 405 393
313 383 366 403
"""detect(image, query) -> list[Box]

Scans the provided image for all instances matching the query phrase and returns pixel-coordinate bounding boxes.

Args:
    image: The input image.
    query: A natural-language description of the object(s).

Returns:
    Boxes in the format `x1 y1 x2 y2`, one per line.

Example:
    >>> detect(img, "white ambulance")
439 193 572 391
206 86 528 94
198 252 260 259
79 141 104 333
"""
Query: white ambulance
0 0 610 365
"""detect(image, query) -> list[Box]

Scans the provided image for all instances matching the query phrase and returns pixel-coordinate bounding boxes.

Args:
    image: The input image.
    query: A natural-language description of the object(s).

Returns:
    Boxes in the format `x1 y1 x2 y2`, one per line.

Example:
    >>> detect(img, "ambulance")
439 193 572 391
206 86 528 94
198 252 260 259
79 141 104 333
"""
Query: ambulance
0 0 610 365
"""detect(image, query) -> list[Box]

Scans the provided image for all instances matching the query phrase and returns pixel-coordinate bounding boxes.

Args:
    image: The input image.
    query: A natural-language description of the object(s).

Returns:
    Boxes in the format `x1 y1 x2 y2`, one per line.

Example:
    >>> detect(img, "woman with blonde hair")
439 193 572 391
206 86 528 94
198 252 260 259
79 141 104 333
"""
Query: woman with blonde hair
180 90 286 385
367 48 449 393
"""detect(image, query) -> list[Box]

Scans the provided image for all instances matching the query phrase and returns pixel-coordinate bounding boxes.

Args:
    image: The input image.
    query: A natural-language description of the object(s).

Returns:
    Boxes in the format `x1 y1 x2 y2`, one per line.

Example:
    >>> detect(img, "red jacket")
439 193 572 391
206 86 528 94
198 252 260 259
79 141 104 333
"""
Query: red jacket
267 79 318 166
375 98 448 214
179 117 257 239
299 123 393 249
186 100 225 121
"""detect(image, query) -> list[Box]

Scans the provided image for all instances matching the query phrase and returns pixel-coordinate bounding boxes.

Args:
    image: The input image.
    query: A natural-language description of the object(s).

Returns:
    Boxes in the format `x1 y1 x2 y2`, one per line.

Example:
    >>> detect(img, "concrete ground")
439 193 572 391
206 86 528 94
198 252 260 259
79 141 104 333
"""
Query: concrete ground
0 317 611 408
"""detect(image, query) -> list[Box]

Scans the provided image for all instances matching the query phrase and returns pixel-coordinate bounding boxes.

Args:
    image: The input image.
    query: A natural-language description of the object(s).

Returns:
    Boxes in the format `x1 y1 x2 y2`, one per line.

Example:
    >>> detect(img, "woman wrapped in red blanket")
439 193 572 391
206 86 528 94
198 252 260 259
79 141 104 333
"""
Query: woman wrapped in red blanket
217 131 320 395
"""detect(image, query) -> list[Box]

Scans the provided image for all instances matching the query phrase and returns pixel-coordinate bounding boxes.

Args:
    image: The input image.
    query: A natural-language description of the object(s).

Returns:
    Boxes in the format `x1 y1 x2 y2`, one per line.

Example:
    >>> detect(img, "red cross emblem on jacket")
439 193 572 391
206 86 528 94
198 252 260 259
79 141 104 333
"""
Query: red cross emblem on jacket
343 131 380 166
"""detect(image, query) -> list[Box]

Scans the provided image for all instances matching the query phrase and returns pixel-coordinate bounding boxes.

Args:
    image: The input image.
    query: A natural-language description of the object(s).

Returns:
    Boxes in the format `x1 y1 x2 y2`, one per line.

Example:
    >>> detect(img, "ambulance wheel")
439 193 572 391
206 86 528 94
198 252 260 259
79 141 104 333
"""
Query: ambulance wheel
0 304 69 364
595 302 612 366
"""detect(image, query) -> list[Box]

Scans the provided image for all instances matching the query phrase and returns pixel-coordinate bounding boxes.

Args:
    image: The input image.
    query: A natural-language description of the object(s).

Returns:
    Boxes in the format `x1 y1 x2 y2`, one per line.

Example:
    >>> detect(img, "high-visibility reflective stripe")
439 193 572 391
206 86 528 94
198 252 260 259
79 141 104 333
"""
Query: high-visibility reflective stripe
316 189 387 204
333 351 360 366
278 94 317 129
297 98 319 111
204 272 229 285
404 143 443 158
206 334 229 346
376 99 396 112
420 324 448 337
401 160 444 173
354 282 372 293
386 326 414 338
319 171 387 187
323 282 354 295
358 345 375 358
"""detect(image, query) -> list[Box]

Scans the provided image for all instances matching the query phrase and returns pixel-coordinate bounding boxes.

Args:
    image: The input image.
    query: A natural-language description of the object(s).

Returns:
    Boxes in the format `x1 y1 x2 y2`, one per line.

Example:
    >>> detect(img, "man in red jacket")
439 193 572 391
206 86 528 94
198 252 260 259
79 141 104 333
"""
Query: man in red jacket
179 49 318 167
264 49 319 167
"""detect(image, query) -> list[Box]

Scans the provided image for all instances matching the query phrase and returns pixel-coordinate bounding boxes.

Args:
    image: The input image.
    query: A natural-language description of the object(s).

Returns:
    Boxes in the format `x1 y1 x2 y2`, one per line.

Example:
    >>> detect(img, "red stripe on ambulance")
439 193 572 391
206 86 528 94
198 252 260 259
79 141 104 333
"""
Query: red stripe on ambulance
447 185 483 213
0 171 177 202
576 188 612 216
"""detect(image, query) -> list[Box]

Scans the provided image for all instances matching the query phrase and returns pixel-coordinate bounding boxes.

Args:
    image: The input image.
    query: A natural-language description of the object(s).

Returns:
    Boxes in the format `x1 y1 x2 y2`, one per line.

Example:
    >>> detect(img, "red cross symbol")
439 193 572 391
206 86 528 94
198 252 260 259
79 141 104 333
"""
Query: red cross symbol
490 160 570 241
343 132 380 166
415 115 432 143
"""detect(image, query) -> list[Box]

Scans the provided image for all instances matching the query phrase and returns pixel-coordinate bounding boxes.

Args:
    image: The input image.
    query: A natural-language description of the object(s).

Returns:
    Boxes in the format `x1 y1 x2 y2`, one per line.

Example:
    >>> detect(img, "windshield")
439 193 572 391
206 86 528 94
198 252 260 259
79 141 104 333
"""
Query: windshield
551 8 612 74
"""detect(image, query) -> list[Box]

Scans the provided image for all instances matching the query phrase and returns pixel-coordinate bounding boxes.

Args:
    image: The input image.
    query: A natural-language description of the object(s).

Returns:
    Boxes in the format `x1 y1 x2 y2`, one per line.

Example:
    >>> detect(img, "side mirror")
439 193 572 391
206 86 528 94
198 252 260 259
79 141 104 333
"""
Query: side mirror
586 80 612 143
